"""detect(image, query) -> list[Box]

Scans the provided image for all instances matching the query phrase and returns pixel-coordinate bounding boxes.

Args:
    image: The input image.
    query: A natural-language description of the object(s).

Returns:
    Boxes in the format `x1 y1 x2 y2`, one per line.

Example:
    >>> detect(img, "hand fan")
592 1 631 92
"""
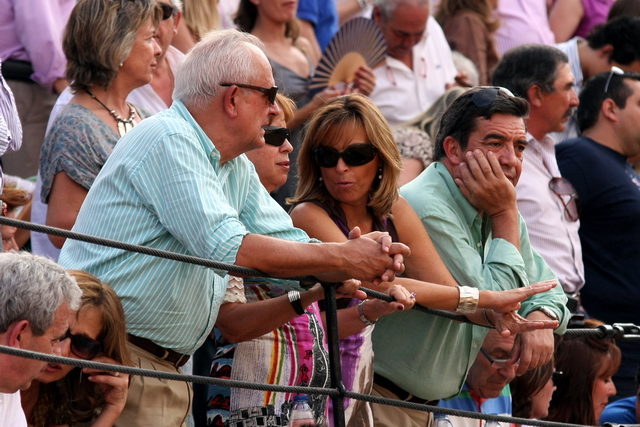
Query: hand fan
309 17 387 91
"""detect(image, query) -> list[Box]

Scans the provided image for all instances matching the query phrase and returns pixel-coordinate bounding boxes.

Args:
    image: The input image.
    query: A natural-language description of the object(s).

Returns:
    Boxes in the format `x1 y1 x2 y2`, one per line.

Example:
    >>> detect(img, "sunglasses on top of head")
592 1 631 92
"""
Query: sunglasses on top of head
65 329 103 360
263 126 290 146
312 143 378 168
158 2 177 20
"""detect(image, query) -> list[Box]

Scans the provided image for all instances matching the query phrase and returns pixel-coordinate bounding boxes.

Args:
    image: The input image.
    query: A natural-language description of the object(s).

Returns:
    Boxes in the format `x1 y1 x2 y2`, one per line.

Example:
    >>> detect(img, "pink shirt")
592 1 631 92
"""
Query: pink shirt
0 0 75 92
494 0 555 55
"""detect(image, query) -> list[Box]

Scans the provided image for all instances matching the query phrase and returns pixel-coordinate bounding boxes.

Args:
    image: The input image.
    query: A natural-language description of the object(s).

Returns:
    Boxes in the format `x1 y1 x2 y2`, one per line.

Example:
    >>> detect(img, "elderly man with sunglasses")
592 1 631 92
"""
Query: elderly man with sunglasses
556 70 640 398
372 86 568 427
492 45 584 309
58 30 409 427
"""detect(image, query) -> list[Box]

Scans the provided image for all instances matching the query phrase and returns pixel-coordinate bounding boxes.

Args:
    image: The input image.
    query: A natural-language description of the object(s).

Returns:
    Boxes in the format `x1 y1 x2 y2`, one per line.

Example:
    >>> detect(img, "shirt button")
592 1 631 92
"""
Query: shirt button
477 242 481 247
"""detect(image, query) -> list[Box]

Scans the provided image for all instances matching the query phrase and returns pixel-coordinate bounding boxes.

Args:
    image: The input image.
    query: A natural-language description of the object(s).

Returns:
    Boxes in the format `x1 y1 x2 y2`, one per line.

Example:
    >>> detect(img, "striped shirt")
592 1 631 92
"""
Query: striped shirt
59 100 311 354
552 37 584 143
0 60 22 192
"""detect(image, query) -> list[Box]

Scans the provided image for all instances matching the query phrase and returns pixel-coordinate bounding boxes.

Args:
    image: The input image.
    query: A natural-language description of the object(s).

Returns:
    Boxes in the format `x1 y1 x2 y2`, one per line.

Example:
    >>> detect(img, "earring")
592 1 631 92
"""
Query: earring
377 167 382 180
319 177 323 182
119 62 123 67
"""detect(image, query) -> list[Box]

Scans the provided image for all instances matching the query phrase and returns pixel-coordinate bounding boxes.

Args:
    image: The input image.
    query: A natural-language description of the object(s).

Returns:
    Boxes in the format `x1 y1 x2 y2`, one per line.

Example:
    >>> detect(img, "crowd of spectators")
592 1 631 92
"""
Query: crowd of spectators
2 0 640 426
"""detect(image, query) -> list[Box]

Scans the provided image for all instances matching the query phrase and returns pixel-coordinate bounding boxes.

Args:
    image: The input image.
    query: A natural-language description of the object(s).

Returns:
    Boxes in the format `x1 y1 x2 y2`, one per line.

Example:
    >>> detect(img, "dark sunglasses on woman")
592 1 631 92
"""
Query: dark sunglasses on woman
263 126 290 147
65 329 103 360
312 143 377 168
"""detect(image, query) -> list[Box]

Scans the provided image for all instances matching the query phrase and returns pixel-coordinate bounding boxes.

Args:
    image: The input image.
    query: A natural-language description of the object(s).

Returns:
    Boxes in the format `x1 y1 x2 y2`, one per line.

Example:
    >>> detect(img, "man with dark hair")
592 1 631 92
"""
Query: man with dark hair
492 44 584 305
556 70 640 397
554 16 640 141
371 86 569 427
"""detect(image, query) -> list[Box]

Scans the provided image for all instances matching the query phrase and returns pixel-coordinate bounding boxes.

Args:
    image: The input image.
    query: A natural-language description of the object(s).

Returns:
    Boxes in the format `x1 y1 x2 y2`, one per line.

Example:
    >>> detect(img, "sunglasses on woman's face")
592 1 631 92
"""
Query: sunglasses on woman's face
312 143 377 168
263 126 290 146
64 329 103 360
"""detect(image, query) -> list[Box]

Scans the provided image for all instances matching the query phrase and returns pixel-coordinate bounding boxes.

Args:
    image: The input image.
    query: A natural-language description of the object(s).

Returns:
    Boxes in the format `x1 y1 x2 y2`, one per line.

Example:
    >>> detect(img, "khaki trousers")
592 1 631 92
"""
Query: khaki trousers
114 343 193 427
371 382 434 427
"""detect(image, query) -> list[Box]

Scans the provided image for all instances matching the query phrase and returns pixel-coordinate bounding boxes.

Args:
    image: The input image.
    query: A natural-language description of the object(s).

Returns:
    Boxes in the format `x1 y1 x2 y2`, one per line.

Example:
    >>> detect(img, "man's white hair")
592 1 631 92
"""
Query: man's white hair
173 29 266 113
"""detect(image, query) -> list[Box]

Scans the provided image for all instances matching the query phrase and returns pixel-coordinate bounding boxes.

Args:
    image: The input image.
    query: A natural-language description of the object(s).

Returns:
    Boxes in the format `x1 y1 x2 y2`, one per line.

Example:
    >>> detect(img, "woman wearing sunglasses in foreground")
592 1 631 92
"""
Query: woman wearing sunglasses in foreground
204 94 414 427
288 93 559 425
20 270 131 427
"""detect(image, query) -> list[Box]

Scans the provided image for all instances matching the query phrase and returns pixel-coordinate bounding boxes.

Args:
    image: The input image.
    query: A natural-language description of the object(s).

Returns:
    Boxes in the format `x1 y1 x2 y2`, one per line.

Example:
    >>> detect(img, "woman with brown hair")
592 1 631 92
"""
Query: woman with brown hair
234 0 376 206
435 0 500 85
511 360 557 424
20 271 132 427
39 0 161 249
546 320 620 425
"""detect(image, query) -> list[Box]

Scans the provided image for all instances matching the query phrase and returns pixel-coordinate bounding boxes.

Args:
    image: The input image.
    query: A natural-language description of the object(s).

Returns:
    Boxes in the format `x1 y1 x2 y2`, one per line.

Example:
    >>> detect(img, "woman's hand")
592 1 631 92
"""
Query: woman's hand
480 280 557 313
359 285 416 322
83 356 129 424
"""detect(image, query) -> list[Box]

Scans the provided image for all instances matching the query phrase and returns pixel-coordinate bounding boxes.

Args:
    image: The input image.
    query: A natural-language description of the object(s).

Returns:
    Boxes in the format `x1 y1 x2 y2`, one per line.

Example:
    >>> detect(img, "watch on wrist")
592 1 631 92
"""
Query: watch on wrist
358 299 376 326
287 291 305 316
531 306 558 321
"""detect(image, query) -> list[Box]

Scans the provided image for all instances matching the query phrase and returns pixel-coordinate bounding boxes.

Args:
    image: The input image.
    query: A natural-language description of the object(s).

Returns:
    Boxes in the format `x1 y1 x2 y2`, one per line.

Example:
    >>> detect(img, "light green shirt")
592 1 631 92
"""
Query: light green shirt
372 162 569 400
59 101 311 354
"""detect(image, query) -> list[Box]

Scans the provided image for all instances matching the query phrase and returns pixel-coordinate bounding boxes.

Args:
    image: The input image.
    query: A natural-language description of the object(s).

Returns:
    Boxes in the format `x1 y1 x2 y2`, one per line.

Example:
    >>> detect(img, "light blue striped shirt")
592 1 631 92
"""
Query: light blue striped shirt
59 100 311 354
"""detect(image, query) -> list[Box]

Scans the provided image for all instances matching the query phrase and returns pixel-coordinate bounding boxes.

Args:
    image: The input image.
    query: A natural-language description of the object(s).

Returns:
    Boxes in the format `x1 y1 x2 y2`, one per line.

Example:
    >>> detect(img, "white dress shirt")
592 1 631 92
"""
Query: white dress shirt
369 16 458 127
516 133 584 293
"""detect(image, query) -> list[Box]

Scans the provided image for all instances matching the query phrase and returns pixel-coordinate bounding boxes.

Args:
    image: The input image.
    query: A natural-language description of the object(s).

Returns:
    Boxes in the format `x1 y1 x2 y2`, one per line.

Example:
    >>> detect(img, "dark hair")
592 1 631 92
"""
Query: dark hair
435 0 499 33
587 17 640 66
235 0 300 42
492 44 569 100
576 70 640 132
511 360 554 418
546 328 621 425
608 0 640 20
433 87 530 160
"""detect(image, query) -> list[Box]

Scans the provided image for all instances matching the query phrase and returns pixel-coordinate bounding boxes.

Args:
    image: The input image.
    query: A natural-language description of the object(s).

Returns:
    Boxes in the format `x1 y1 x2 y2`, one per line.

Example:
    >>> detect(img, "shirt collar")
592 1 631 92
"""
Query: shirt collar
171 100 220 165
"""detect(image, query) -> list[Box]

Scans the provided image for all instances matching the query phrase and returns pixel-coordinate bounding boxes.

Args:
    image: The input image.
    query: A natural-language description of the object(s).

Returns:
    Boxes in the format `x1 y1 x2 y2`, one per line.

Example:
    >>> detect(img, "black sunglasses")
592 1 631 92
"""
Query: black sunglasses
549 177 581 221
263 126 290 146
312 143 377 168
471 86 515 108
65 329 103 360
552 370 563 386
219 83 278 105
158 2 176 20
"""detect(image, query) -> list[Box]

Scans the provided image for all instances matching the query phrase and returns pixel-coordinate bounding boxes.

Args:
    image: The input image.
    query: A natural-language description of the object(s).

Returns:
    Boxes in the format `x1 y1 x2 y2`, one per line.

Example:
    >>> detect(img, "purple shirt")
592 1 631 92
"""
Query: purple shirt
495 0 555 55
0 0 74 92
574 0 614 39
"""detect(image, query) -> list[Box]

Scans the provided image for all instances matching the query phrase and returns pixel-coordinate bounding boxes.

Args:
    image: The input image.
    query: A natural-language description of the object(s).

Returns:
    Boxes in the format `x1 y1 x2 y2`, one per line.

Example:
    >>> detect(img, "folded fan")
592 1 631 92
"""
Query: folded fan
309 17 387 91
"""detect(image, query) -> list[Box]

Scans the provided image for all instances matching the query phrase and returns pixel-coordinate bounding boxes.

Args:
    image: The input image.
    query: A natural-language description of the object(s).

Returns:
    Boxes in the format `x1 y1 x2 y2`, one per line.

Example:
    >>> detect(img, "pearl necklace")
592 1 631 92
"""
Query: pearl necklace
86 89 137 137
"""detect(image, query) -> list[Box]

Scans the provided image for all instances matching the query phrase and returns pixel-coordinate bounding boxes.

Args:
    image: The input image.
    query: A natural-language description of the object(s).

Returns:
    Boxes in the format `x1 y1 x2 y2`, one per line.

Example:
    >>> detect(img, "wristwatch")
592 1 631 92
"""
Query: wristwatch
530 306 559 321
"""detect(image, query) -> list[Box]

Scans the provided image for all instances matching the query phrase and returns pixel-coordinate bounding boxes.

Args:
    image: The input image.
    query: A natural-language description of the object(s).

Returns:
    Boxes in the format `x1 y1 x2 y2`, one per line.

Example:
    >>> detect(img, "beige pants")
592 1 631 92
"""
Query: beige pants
371 382 434 427
114 343 193 427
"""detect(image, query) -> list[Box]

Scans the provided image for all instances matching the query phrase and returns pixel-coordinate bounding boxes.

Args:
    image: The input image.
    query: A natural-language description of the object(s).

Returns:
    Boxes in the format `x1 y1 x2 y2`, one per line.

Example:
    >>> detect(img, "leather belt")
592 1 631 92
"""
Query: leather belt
127 334 190 368
1 59 34 82
374 373 439 406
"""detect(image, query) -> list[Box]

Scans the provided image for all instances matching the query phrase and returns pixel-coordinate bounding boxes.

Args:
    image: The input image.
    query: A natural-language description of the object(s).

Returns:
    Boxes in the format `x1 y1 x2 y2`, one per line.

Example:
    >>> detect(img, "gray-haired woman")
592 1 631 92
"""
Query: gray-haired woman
39 0 161 248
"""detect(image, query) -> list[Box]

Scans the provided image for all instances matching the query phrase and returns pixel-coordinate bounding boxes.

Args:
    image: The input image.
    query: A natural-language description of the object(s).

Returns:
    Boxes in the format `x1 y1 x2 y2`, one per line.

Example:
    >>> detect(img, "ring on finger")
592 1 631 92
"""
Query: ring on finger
410 292 417 299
